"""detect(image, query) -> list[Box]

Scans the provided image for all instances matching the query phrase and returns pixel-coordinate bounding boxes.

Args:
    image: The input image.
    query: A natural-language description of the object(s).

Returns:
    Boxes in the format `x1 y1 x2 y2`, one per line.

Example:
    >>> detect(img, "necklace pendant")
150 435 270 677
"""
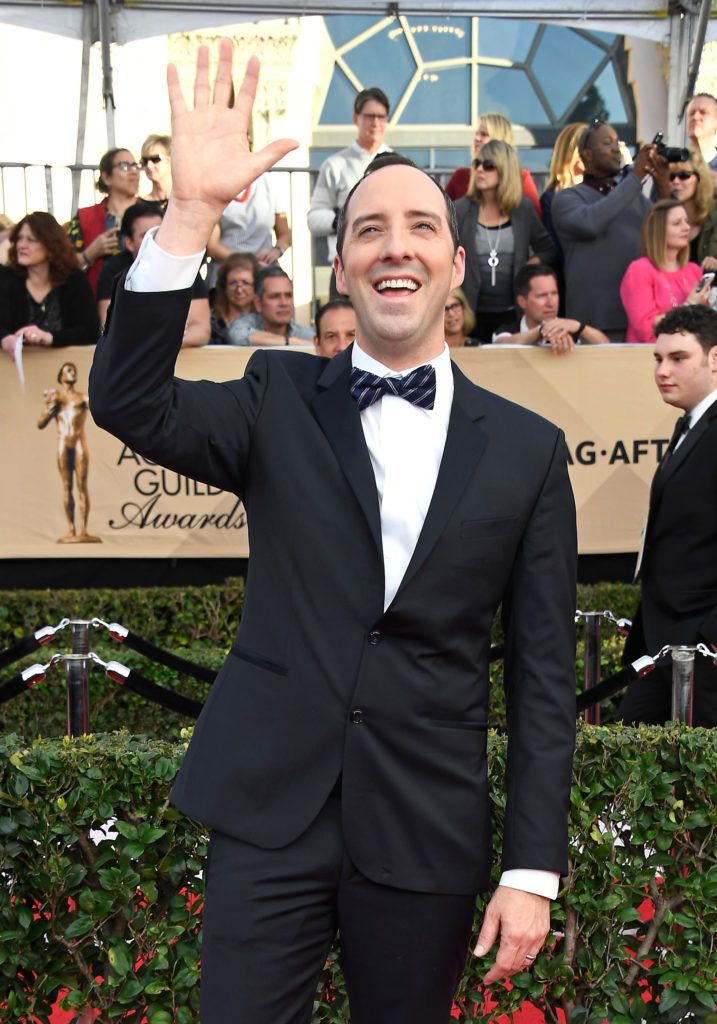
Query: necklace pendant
488 249 499 286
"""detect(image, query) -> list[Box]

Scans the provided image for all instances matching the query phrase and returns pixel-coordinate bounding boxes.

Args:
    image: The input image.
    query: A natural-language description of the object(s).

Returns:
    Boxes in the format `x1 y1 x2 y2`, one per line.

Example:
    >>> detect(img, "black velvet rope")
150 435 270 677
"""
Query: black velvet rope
121 632 216 684
119 668 203 718
0 673 33 706
576 664 640 713
0 634 42 673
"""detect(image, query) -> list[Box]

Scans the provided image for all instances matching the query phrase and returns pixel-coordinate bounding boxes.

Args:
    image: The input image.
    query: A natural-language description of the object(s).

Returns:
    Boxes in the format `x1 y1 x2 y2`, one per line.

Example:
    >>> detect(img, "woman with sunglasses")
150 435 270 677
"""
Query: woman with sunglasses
454 140 555 343
656 150 717 265
443 288 476 347
141 134 173 204
67 147 140 295
620 199 711 343
1 212 99 361
211 252 259 344
445 112 541 215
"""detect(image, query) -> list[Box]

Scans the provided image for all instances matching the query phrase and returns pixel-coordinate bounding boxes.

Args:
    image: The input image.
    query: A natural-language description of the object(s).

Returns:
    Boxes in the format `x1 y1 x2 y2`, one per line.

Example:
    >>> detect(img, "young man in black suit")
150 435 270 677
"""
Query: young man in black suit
620 304 717 727
90 42 578 1024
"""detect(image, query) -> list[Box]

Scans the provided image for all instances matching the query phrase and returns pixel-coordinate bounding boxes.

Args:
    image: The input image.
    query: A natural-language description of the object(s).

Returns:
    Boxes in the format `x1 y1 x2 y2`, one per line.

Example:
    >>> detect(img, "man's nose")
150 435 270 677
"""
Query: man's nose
379 226 413 261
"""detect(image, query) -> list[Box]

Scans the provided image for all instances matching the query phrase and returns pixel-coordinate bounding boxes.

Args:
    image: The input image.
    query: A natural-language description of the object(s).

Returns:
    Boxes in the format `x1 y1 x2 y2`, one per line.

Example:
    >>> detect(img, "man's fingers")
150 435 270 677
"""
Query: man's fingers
213 37 234 107
193 45 211 108
233 54 261 123
249 139 300 178
166 62 187 118
473 908 500 958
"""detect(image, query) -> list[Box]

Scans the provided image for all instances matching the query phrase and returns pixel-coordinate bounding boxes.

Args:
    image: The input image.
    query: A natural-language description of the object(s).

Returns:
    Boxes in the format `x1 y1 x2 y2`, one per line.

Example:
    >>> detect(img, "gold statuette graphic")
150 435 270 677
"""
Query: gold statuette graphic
37 362 101 544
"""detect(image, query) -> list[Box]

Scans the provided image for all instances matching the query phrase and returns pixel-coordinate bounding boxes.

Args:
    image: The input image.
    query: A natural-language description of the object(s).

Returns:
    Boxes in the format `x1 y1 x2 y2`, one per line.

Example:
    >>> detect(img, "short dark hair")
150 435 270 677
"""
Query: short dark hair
335 152 458 258
656 304 717 354
354 87 390 117
315 298 354 337
255 265 291 298
514 263 558 298
120 201 164 239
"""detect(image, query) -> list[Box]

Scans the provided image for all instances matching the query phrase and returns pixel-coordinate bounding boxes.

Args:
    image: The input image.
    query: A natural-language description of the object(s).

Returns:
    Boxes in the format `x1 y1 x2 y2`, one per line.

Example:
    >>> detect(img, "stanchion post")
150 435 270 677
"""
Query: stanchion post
670 646 695 726
66 621 91 737
583 612 602 725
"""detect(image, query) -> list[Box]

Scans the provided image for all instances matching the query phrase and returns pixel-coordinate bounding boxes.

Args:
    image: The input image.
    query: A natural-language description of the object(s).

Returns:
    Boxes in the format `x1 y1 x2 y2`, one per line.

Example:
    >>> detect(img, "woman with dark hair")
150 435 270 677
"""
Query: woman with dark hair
66 147 140 294
620 199 710 343
211 252 259 344
454 140 555 343
0 212 99 360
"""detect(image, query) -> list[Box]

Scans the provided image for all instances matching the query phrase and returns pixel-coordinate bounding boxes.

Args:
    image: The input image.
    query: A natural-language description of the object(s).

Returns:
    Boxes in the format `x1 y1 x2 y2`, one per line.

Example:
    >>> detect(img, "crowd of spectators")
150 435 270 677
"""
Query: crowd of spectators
4 92 717 359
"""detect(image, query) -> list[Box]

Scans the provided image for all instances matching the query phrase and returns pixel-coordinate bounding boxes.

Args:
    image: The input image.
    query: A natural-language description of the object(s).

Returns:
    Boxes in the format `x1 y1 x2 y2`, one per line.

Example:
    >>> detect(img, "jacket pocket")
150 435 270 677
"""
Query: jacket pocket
427 718 488 731
230 641 288 676
461 516 517 539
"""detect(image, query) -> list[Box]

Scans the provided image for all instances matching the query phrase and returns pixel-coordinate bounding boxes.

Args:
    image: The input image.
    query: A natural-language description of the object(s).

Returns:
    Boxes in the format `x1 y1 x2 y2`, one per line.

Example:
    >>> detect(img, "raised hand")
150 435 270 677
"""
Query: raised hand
158 39 298 256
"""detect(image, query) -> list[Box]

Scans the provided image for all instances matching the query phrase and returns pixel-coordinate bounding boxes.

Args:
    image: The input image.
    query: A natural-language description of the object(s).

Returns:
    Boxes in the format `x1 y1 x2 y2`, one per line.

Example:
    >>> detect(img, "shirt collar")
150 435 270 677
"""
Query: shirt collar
686 387 717 426
351 339 454 417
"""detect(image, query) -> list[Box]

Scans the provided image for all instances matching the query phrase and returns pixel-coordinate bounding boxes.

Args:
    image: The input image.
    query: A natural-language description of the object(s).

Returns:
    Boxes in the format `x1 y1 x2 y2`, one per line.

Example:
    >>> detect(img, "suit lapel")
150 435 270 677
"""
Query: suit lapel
650 402 717 513
311 346 383 556
391 363 489 603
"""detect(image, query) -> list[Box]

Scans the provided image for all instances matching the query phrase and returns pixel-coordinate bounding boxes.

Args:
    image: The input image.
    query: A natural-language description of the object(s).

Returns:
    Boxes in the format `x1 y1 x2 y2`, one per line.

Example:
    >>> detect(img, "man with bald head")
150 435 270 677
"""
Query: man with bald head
90 42 577 1024
552 121 669 339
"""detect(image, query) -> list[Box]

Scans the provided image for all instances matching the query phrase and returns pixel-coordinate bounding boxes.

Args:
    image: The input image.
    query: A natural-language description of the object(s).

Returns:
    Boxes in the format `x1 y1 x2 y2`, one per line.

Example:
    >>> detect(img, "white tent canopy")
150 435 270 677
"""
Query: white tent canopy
0 1 713 46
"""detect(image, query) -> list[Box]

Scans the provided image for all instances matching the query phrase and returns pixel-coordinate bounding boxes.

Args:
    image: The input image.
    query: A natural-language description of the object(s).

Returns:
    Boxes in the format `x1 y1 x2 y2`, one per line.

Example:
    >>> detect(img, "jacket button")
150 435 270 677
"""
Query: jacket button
350 708 364 724
367 630 382 645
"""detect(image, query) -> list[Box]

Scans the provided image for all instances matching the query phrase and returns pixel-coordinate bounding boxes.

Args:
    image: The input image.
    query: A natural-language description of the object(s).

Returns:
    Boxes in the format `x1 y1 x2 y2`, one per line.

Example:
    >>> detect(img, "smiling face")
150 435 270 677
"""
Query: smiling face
654 329 717 411
14 224 49 268
443 292 466 337
226 268 256 315
334 164 464 369
103 150 140 198
664 205 691 253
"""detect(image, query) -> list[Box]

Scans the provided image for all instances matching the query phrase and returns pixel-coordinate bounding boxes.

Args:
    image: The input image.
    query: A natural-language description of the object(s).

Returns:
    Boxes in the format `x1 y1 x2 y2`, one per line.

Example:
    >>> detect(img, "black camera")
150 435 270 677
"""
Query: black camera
652 132 690 163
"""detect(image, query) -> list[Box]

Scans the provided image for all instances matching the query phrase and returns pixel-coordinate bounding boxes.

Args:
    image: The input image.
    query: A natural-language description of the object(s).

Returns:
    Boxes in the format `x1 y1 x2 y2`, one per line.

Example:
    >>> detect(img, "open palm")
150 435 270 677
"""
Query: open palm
162 40 297 247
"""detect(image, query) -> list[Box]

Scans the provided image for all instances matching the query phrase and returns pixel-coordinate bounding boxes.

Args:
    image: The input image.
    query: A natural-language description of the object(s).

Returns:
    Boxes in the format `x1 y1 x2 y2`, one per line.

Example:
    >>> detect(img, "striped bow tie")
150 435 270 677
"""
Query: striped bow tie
349 364 437 411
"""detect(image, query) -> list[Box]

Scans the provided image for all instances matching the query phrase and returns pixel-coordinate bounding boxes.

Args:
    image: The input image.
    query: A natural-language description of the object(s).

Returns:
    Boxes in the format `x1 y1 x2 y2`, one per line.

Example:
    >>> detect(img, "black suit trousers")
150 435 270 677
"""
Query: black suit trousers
201 789 476 1024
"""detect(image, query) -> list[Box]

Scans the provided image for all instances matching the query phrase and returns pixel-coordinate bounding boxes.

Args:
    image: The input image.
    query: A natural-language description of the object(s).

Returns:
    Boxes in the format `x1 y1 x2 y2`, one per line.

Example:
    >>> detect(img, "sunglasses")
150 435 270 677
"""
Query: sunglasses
112 161 142 172
141 154 164 166
472 158 497 172
669 170 695 181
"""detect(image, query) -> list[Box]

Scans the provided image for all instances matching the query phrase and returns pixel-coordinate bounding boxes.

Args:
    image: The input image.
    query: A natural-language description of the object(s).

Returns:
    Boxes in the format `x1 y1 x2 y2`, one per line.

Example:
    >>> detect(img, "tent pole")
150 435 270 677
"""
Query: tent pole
96 0 116 149
72 1 95 215
666 8 692 145
680 0 712 120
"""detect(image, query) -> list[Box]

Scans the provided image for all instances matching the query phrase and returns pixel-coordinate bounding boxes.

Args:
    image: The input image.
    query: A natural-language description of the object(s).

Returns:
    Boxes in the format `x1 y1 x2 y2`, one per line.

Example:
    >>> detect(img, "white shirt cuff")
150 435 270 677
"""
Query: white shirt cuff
125 226 205 292
499 869 560 900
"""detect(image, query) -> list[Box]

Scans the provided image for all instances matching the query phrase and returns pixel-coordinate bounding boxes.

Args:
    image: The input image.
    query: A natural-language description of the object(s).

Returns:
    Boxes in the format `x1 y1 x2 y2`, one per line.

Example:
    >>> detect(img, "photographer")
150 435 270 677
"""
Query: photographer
552 120 671 340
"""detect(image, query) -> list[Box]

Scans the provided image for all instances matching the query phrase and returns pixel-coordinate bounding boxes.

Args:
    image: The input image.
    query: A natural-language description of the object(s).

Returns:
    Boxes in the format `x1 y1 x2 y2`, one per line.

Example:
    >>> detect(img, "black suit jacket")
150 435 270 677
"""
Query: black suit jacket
626 401 717 659
89 285 577 896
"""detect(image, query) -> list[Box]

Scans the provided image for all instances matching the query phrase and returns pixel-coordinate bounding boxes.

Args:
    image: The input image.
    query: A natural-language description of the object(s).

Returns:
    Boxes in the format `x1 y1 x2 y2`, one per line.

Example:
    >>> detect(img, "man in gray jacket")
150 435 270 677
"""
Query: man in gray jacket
552 122 667 339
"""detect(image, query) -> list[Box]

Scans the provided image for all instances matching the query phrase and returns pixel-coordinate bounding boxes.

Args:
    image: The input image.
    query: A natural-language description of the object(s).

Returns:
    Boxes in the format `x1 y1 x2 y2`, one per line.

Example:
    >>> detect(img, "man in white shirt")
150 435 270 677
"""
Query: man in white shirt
89 43 577 1024
686 93 717 190
619 304 717 727
307 86 392 269
493 264 609 351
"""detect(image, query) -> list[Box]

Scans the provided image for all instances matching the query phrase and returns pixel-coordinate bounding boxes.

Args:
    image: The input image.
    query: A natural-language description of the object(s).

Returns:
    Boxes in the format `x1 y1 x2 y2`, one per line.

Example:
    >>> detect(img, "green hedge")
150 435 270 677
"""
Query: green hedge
1 727 715 1024
0 581 640 739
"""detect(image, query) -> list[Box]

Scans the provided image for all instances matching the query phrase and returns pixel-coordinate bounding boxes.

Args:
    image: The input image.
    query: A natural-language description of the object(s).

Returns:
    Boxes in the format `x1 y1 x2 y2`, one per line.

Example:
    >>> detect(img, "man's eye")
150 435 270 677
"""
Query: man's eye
415 221 435 231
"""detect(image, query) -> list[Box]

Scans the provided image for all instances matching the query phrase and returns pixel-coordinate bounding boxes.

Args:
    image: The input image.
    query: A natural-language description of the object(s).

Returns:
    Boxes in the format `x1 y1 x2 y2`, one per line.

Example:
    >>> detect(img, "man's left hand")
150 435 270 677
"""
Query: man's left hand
473 885 550 984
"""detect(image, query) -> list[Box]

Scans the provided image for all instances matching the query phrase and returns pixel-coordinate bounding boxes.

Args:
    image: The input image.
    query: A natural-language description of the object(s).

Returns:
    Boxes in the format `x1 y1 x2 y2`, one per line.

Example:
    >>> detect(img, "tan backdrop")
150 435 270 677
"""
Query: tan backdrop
0 345 675 559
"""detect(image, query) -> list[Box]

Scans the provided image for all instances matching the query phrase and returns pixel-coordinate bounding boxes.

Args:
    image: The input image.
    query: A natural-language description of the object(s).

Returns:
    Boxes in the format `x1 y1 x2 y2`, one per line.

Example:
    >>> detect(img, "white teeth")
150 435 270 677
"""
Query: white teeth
376 278 418 292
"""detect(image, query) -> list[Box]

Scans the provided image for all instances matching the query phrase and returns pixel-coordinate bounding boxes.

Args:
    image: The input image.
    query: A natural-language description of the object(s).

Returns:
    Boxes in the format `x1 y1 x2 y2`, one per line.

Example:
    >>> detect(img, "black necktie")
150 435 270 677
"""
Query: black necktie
349 364 437 411
661 414 691 465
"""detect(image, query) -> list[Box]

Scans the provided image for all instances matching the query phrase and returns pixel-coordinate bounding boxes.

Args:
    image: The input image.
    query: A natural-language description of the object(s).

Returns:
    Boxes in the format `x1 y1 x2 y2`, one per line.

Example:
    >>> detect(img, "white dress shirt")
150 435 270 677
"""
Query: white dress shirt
675 387 717 451
124 231 560 901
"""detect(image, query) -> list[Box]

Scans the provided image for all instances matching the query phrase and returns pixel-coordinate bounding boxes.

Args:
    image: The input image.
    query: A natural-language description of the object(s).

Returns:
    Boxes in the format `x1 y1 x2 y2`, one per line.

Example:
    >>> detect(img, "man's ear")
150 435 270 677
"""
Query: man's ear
516 293 527 312
253 293 261 313
709 344 717 371
334 255 349 296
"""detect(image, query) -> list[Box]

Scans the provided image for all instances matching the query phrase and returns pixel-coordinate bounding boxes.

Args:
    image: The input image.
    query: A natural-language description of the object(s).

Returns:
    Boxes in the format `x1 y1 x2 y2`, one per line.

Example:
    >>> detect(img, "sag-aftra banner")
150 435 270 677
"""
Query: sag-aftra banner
0 344 675 558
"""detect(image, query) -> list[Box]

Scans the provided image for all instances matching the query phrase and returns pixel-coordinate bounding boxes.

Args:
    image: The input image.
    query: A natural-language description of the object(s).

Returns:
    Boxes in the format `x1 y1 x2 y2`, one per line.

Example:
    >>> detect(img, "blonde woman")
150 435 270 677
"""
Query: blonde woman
445 111 541 214
659 149 717 264
141 133 172 203
620 199 710 343
540 123 586 243
443 288 476 347
454 140 555 343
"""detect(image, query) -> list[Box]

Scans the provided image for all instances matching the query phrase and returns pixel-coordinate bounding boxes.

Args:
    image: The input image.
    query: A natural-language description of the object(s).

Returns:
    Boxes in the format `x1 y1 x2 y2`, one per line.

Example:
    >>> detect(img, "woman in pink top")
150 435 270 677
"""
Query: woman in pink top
620 199 711 342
